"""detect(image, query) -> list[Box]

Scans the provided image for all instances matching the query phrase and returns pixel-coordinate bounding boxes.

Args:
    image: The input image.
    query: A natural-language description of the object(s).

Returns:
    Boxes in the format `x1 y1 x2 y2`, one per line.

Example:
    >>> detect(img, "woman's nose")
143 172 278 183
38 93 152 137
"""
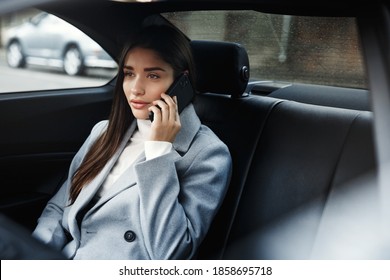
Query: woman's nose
130 77 145 95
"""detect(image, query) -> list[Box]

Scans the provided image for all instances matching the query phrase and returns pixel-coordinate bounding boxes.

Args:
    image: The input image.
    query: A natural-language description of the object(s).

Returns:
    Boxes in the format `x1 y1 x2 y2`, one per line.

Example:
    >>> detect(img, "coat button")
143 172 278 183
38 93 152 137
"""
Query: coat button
124 230 136 242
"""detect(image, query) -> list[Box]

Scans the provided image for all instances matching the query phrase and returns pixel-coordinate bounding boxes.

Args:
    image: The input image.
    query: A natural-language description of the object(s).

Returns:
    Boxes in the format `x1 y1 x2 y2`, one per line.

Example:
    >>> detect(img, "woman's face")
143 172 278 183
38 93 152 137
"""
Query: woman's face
123 47 175 120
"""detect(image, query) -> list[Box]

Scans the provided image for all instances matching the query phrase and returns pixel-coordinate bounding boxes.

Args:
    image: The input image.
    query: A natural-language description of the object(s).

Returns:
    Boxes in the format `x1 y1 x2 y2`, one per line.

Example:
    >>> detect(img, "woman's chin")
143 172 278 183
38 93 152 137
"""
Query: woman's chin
130 109 149 120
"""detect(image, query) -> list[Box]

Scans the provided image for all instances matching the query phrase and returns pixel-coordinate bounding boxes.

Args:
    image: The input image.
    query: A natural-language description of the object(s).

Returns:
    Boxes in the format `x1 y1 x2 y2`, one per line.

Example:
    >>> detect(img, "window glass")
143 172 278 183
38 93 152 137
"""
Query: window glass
163 11 367 89
0 8 118 93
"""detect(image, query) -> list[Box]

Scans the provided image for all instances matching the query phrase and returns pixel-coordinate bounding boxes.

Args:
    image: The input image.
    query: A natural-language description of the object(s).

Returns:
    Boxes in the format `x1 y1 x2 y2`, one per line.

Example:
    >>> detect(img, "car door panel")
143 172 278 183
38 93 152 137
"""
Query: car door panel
0 84 113 230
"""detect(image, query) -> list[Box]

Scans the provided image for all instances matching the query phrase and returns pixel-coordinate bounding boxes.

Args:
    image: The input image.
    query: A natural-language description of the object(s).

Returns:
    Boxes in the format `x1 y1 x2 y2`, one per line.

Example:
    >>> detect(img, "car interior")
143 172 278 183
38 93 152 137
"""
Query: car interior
1 0 389 259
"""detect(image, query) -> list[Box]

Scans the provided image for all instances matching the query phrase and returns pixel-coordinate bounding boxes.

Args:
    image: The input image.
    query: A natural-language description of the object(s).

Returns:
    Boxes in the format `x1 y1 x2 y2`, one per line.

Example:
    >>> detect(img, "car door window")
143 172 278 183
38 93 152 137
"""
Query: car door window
163 11 367 89
0 9 118 93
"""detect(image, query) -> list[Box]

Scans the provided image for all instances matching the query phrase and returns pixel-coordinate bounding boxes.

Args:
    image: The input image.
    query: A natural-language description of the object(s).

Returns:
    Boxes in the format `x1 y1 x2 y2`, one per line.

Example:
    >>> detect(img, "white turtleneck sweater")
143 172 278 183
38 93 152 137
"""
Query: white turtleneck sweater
97 119 172 197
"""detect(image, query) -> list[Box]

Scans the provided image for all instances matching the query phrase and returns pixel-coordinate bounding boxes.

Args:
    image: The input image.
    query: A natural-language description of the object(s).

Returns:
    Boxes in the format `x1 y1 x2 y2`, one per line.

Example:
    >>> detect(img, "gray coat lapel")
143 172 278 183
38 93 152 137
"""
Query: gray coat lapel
89 153 144 211
67 120 137 239
173 104 201 153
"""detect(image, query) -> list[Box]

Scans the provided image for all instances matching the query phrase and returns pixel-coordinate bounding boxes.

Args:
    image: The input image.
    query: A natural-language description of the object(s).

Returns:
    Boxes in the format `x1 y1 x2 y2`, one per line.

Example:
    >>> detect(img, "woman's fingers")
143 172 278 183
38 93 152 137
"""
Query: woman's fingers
148 93 181 142
152 94 177 121
160 93 177 121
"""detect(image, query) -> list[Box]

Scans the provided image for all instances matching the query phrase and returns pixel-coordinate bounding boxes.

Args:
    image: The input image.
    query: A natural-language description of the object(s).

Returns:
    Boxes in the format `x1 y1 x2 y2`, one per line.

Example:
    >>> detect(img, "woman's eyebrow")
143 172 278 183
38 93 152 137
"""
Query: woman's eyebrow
123 65 166 72
143 67 166 72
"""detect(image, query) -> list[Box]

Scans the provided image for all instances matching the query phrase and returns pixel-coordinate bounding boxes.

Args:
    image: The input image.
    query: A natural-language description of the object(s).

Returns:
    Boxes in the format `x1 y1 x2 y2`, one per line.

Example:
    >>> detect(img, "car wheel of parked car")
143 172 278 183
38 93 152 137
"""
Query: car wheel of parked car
6 41 26 68
63 45 84 76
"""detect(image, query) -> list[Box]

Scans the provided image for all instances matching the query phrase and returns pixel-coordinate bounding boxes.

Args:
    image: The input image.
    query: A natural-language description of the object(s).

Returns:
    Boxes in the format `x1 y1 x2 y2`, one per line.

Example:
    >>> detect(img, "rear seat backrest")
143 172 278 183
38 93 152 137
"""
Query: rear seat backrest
229 101 362 237
223 100 376 259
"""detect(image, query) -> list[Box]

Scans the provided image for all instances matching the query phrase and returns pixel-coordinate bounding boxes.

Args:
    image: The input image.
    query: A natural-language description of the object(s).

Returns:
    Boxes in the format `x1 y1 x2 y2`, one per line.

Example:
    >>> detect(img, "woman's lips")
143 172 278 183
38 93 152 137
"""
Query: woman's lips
130 100 149 109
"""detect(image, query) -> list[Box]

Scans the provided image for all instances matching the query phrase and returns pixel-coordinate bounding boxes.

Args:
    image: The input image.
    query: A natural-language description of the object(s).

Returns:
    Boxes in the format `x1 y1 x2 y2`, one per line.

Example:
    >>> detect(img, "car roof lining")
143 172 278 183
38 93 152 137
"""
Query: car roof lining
38 0 378 17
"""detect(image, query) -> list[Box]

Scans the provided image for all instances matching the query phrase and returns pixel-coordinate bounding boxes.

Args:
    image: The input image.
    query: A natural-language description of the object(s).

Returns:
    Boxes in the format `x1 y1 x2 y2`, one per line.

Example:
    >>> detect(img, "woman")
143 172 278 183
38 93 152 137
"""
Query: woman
32 24 232 259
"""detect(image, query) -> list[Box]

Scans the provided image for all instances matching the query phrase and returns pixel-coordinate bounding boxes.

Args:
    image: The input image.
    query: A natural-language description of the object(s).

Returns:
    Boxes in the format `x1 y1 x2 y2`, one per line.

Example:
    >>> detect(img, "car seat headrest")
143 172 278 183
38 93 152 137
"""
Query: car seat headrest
190 40 250 97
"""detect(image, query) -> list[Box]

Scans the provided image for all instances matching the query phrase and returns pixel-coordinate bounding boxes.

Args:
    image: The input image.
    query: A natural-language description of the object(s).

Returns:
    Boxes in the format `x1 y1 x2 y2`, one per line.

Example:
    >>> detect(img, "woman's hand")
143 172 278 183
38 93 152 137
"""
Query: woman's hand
148 93 181 143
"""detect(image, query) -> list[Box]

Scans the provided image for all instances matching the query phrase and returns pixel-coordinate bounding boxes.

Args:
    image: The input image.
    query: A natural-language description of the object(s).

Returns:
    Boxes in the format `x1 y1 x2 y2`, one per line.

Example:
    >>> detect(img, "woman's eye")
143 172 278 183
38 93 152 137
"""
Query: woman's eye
123 71 134 77
147 73 160 79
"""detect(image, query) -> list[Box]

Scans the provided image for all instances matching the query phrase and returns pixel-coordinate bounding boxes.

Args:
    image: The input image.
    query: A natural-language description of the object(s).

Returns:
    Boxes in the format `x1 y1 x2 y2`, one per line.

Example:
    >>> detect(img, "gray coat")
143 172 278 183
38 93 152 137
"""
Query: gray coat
32 104 232 259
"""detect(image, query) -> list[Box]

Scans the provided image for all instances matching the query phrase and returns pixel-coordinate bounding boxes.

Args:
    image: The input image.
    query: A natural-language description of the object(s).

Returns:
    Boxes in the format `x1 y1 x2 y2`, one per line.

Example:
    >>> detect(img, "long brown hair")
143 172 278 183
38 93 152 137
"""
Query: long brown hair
69 24 196 204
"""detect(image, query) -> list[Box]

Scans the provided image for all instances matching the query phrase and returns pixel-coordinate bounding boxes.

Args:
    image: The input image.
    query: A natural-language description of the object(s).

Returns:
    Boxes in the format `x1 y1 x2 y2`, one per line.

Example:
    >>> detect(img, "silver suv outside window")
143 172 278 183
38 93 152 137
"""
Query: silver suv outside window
0 9 118 93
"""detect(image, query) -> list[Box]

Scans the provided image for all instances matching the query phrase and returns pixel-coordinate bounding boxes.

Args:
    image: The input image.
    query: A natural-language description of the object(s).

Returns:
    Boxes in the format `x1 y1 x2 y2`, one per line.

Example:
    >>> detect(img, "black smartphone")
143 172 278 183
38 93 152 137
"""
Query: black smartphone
149 73 195 122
